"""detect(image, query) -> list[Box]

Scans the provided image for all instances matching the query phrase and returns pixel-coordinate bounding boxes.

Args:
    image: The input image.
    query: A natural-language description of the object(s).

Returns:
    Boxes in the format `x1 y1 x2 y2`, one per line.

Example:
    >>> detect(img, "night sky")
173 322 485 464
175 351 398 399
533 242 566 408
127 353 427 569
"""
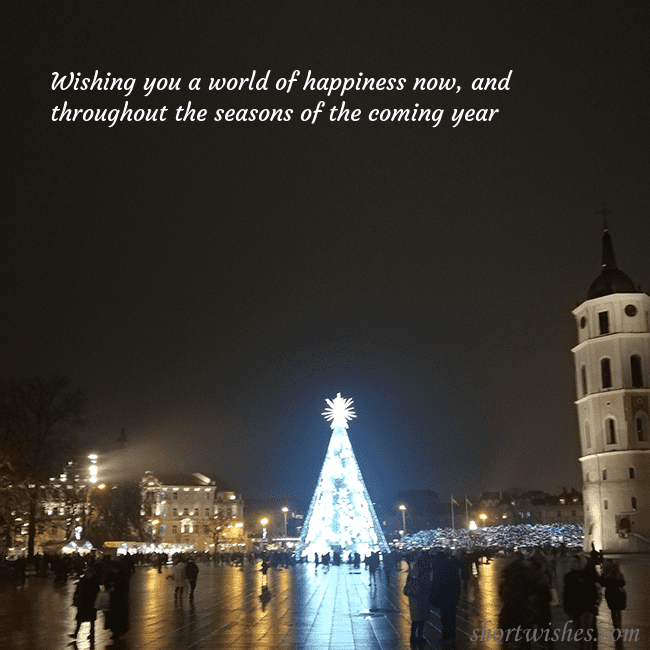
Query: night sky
6 4 649 513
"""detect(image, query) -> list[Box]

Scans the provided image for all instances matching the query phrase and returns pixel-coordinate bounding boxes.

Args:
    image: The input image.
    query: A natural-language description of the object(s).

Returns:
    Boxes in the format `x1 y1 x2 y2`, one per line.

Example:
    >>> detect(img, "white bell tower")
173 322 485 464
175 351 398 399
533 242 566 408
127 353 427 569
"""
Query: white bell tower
572 223 650 552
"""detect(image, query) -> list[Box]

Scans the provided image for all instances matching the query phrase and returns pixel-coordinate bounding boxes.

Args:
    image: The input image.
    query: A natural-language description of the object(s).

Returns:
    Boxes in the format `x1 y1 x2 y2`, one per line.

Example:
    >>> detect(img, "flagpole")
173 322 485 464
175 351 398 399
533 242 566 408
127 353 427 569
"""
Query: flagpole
451 494 455 530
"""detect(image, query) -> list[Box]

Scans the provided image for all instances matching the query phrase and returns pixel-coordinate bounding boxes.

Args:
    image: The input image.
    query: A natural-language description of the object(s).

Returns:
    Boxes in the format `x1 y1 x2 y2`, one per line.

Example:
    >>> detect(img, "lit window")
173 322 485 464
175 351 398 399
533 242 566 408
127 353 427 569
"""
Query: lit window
601 358 612 389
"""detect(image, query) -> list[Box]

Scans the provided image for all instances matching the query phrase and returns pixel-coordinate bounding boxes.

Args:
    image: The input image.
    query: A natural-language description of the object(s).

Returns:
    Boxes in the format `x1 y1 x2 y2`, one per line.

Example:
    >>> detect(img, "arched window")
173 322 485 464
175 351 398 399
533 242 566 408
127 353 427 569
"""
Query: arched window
631 355 643 388
581 365 588 396
601 358 612 389
606 418 616 445
585 421 592 449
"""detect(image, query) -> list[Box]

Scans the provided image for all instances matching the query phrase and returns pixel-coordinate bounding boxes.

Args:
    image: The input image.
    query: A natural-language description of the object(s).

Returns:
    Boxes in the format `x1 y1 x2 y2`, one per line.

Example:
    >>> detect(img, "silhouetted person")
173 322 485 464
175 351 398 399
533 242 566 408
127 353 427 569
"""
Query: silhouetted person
405 552 432 644
104 558 131 641
430 552 461 648
601 559 626 630
186 558 199 601
563 555 600 649
70 567 100 642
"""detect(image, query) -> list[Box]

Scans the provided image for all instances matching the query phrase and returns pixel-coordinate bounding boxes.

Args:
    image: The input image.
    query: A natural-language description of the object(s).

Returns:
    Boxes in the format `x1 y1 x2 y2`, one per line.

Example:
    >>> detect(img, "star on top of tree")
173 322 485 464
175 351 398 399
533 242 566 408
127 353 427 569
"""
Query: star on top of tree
322 392 356 429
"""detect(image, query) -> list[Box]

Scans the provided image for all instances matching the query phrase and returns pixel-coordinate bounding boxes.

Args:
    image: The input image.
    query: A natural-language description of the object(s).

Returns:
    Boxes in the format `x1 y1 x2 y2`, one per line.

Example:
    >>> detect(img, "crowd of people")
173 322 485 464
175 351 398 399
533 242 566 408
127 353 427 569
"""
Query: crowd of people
1 531 629 648
399 522 585 553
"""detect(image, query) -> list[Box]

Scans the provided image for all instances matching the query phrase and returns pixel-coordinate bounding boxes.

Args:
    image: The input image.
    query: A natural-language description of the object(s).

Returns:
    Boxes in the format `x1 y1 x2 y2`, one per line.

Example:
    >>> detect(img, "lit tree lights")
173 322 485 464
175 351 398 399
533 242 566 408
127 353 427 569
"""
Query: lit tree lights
295 393 389 559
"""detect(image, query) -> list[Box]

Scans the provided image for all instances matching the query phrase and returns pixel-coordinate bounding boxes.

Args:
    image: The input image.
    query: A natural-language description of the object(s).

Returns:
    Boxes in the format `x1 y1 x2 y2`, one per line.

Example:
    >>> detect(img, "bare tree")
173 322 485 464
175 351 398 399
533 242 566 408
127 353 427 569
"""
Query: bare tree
0 377 86 558
203 510 233 549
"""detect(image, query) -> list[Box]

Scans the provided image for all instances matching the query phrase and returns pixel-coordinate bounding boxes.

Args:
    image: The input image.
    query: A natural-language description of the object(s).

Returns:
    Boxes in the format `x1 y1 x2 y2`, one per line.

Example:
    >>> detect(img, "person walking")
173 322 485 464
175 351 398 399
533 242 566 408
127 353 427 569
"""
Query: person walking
431 552 462 649
186 558 199 601
404 551 433 644
601 560 626 630
69 566 101 642
103 557 132 641
172 555 188 600
563 555 600 649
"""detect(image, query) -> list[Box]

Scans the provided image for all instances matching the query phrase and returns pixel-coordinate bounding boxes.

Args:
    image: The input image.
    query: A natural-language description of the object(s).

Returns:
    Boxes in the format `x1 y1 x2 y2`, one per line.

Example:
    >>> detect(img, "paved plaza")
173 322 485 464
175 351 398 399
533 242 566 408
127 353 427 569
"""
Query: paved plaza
1 556 648 650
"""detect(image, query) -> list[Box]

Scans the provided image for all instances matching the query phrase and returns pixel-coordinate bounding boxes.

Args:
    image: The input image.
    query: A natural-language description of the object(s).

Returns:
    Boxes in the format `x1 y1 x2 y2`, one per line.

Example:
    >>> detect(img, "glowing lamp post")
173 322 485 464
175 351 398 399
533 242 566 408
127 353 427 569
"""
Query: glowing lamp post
282 507 289 537
88 454 98 484
84 454 100 537
261 518 268 541
399 504 407 535
480 513 487 527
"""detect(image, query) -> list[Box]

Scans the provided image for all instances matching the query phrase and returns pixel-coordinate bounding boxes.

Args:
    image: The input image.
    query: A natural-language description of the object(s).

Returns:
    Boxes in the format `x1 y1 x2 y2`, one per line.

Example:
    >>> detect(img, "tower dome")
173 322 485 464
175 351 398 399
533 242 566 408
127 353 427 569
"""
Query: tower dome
587 225 638 299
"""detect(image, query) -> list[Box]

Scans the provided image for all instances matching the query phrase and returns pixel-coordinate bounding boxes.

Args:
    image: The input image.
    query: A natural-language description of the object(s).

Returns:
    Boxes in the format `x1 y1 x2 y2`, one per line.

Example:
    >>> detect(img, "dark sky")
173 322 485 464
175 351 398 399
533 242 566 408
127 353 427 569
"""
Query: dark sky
5 3 649 513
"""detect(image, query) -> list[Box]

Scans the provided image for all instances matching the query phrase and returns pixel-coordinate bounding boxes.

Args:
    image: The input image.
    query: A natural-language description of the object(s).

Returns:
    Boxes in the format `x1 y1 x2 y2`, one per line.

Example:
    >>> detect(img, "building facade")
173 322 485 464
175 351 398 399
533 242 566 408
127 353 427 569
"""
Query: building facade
140 471 245 552
572 225 650 552
470 490 584 527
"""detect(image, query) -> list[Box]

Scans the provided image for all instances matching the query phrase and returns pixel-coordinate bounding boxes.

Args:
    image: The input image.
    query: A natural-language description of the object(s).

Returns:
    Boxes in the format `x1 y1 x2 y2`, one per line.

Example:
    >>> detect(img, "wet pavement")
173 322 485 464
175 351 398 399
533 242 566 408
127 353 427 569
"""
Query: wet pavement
0 555 648 649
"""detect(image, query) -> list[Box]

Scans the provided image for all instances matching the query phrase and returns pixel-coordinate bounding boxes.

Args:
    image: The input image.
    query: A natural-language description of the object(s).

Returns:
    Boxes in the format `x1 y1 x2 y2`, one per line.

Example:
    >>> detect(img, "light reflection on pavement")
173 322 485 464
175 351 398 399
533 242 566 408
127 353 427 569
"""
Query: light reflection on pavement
0 556 648 649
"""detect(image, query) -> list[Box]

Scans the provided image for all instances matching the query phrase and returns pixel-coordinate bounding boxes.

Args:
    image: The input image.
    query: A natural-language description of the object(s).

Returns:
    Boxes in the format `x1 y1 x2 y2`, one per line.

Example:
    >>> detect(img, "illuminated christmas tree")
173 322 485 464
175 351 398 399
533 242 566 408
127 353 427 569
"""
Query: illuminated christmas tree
295 393 389 559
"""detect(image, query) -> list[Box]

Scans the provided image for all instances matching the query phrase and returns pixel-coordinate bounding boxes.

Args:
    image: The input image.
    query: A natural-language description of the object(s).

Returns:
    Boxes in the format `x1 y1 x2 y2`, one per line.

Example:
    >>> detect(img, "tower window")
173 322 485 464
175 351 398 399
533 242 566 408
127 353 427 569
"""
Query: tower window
632 497 637 511
602 469 607 480
598 311 610 334
631 355 643 388
585 421 592 449
606 419 616 445
629 467 635 479
601 358 612 389
638 417 646 441
581 365 588 396
604 500 608 510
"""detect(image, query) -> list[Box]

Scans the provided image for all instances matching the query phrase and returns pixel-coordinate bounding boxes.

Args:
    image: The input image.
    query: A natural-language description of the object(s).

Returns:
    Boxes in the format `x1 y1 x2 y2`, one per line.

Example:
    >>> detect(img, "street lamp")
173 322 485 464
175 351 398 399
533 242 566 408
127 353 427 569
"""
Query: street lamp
88 454 98 484
260 518 268 541
282 507 288 537
399 504 407 535
480 513 487 527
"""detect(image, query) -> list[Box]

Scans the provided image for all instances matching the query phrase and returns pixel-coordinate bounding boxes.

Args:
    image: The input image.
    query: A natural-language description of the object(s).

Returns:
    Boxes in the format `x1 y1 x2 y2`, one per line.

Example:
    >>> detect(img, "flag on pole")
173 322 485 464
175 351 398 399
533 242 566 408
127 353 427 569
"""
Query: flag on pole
466 497 473 507
451 495 459 506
